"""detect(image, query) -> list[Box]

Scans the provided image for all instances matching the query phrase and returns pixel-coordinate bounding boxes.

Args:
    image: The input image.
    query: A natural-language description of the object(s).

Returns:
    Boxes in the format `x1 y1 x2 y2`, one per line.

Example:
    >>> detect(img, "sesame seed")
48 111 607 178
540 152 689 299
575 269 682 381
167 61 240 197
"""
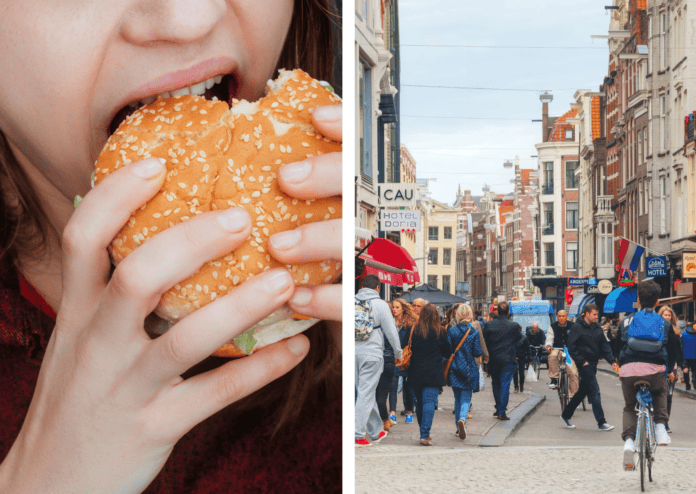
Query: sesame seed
291 215 298 222
195 284 202 292
213 272 218 279
233 276 240 285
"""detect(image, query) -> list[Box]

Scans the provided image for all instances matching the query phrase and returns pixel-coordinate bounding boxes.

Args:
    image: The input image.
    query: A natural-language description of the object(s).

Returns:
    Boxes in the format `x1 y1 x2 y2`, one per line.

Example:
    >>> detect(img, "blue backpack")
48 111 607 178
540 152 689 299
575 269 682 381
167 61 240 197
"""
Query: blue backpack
625 311 665 353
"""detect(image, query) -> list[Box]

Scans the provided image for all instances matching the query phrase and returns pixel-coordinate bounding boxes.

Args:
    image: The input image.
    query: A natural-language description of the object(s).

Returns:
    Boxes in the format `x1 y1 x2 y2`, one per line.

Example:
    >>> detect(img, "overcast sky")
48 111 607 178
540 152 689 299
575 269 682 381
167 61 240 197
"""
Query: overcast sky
399 0 614 204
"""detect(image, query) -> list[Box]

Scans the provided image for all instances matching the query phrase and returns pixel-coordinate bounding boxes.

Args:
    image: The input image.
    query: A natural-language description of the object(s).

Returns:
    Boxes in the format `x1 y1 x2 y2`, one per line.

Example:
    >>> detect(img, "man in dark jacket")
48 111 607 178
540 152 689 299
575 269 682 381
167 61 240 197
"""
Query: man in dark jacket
483 301 524 420
561 303 619 431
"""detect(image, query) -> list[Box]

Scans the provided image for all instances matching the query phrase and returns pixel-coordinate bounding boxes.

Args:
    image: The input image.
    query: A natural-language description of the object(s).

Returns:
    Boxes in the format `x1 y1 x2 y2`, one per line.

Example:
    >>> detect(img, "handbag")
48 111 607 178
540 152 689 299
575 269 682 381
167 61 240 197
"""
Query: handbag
397 324 416 370
478 363 485 391
444 326 471 382
526 363 538 382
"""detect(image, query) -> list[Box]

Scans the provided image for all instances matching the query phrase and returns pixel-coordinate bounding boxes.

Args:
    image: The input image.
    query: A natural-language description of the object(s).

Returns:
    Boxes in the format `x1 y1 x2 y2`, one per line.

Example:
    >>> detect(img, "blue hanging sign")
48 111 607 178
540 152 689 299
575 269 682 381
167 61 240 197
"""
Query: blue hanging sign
646 256 667 277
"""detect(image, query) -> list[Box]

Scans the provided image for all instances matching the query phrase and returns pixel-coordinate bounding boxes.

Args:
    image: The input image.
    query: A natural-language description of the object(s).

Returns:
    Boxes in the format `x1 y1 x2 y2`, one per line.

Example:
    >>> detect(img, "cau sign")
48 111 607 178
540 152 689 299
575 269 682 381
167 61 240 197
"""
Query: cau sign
378 183 419 207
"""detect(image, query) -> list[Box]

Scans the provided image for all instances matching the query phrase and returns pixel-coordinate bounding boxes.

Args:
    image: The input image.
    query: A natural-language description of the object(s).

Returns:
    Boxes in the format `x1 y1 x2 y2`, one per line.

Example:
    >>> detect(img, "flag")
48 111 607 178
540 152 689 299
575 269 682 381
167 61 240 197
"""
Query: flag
563 346 572 366
618 238 645 271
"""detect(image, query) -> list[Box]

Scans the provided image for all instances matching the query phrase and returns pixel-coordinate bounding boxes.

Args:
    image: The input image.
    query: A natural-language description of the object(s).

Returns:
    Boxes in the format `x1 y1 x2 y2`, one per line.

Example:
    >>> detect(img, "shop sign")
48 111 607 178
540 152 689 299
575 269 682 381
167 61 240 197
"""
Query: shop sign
377 183 419 207
683 252 696 278
568 277 597 286
380 210 421 232
646 256 667 277
584 284 601 294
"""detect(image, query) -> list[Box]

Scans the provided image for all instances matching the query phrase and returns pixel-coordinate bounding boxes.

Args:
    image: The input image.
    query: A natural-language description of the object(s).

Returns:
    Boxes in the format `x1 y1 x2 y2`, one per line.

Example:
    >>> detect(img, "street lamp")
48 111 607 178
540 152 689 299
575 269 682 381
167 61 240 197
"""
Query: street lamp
540 92 553 104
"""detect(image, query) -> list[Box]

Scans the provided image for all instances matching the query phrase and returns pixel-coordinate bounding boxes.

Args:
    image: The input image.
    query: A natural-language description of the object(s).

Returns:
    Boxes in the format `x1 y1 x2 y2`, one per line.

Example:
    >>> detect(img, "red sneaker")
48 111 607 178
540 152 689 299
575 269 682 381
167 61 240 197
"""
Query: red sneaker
371 431 388 443
355 438 371 447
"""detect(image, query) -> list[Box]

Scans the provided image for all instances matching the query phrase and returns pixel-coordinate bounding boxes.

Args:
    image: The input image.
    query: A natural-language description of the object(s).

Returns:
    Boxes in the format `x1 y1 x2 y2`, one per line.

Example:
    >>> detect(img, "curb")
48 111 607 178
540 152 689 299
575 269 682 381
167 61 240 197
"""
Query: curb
596 367 696 401
479 392 546 447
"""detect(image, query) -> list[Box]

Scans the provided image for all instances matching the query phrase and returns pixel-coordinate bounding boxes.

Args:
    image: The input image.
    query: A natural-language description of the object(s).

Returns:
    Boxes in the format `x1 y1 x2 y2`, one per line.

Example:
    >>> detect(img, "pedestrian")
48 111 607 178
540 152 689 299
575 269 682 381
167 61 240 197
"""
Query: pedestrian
375 303 398 434
446 304 482 441
618 281 674 469
389 298 417 425
355 275 403 447
512 325 529 393
561 304 619 431
483 301 524 420
546 310 579 397
413 298 427 316
0 2 343 490
407 304 452 446
681 320 696 391
607 317 622 360
657 305 685 432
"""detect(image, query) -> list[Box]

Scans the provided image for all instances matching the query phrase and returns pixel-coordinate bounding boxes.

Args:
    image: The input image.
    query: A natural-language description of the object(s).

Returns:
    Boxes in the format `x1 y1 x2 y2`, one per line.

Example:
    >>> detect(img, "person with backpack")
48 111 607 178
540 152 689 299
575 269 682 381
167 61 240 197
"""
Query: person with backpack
617 280 674 470
355 275 403 447
681 321 696 391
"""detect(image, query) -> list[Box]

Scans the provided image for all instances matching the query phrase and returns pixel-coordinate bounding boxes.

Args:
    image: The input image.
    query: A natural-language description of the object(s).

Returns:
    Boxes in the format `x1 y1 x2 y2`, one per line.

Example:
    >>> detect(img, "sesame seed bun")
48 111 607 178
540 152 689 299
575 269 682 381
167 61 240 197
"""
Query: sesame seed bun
94 69 342 357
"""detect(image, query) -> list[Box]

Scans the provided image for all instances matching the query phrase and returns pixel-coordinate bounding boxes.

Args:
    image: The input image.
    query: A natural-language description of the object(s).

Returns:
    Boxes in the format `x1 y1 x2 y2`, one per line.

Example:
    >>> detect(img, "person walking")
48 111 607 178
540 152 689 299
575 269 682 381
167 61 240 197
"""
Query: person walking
561 304 619 431
355 275 403 447
483 301 524 420
618 281 674 469
512 326 529 393
546 310 579 395
657 305 685 433
681 321 696 391
392 298 418 424
407 304 452 446
446 305 482 441
607 317 622 361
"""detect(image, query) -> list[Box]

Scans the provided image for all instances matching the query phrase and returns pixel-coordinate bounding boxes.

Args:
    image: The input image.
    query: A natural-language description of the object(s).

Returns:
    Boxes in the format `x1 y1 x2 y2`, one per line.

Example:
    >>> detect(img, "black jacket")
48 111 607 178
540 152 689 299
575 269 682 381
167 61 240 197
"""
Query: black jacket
483 315 524 366
567 317 615 367
526 328 546 347
548 321 572 348
407 326 452 389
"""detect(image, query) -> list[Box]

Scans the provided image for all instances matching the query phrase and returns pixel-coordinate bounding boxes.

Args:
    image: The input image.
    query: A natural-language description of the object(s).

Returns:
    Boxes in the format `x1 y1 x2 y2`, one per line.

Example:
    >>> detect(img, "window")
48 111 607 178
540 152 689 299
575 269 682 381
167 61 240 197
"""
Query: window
543 202 554 228
443 248 452 265
660 96 666 152
565 129 573 140
660 13 666 70
544 243 555 267
660 176 666 234
428 248 438 265
638 131 643 165
544 162 553 188
427 275 438 288
566 202 578 229
565 161 579 189
444 226 452 240
566 242 578 271
428 226 438 241
458 219 464 230
359 62 372 181
442 275 451 294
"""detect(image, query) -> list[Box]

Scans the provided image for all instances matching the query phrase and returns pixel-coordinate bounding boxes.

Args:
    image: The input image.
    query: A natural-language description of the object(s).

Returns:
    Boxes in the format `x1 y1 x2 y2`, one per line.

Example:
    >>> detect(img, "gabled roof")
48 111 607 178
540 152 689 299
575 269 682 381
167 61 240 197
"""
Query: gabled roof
548 108 578 142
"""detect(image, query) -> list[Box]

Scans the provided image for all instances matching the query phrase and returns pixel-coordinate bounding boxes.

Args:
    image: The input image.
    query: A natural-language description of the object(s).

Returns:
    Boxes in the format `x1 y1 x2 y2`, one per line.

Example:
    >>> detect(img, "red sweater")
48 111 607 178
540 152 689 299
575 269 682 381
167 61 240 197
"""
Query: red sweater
0 264 341 493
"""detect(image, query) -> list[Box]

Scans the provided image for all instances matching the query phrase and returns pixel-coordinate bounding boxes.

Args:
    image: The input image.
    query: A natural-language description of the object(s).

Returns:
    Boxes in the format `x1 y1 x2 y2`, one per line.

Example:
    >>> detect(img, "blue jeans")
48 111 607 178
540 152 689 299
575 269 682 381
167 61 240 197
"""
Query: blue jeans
562 362 606 425
489 362 516 415
453 388 473 428
414 386 439 439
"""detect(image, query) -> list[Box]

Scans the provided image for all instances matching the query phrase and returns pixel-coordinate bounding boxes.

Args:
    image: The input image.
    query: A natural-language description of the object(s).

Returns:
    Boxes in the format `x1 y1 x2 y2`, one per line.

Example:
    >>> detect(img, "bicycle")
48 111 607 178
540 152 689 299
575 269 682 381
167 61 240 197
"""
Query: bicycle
530 345 543 380
555 350 586 412
627 381 657 492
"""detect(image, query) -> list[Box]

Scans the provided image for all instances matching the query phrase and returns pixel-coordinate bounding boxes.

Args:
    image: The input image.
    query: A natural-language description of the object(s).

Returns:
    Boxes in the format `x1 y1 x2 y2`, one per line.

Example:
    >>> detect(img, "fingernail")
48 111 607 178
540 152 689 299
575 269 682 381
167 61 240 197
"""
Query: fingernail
279 161 312 183
262 269 293 294
290 288 312 307
216 208 250 233
131 158 165 178
287 335 308 356
269 230 301 250
312 105 342 122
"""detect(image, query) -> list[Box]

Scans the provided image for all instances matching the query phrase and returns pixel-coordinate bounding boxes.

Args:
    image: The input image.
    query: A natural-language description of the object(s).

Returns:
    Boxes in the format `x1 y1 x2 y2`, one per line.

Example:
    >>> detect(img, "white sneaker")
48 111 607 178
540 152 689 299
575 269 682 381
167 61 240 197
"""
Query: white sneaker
623 438 636 470
655 423 671 445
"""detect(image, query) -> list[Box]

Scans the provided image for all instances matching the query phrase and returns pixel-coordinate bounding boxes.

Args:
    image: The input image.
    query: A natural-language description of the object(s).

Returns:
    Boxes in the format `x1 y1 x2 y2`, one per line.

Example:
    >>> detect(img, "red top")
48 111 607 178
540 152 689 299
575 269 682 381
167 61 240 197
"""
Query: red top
0 261 341 493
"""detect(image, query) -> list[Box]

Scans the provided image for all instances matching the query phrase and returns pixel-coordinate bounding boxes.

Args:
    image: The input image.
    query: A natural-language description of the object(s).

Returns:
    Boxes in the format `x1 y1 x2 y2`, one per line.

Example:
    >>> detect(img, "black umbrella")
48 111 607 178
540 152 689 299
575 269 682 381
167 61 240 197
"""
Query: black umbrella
400 284 467 306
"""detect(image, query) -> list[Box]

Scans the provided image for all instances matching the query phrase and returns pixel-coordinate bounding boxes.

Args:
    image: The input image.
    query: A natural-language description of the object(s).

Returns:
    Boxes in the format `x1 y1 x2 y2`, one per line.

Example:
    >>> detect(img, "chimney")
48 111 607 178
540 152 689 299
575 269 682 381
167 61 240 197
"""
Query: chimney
540 92 553 142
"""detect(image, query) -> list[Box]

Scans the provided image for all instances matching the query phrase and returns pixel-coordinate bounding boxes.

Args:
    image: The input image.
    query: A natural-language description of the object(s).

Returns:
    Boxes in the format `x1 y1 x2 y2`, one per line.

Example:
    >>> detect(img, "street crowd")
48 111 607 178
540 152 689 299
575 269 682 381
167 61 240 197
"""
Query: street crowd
355 275 696 471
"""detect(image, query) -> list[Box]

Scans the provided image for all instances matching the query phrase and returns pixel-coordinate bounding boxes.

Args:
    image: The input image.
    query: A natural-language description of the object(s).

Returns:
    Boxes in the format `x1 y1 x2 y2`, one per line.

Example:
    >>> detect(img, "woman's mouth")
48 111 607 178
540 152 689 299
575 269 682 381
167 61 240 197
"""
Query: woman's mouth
108 73 238 136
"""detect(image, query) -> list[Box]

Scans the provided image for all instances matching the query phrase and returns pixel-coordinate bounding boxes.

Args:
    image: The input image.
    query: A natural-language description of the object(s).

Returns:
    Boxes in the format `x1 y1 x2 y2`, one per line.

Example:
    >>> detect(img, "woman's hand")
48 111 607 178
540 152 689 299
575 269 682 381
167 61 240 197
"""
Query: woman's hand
0 158 310 494
270 104 342 322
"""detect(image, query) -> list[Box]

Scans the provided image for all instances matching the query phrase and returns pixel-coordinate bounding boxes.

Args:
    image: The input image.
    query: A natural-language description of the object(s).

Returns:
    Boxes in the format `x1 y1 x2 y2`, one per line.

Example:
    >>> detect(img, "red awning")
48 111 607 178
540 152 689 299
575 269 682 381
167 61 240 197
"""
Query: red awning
356 238 420 286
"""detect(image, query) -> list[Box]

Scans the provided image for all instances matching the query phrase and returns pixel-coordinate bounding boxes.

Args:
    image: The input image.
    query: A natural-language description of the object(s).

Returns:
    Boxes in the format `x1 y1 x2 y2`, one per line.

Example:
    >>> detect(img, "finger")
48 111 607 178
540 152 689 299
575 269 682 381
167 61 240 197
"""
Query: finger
161 334 309 434
288 284 341 321
96 207 252 339
277 152 341 199
311 104 342 142
138 268 295 382
267 219 341 263
61 158 166 315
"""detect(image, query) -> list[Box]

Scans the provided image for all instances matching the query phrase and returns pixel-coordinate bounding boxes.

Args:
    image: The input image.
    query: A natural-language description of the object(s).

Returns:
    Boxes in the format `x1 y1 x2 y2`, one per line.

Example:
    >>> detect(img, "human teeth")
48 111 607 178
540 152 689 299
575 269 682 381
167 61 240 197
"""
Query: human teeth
205 78 215 90
214 75 223 85
131 75 224 108
190 81 206 95
140 95 156 105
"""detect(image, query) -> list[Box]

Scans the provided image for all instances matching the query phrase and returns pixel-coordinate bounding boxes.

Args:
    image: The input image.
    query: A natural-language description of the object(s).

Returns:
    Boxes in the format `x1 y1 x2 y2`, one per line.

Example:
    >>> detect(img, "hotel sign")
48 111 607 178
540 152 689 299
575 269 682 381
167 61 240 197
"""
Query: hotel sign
380 210 421 232
377 183 419 207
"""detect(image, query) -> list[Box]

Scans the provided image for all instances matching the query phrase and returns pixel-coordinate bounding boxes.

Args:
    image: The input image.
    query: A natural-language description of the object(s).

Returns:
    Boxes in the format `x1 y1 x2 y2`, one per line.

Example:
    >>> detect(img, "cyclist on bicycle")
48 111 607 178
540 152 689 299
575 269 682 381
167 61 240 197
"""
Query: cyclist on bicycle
527 322 546 364
617 280 673 470
546 310 578 395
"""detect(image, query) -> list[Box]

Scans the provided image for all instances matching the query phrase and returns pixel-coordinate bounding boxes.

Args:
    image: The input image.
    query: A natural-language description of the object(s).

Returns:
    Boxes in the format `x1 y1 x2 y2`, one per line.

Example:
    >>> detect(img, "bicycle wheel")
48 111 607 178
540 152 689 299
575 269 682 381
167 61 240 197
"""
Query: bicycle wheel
558 372 568 411
638 411 646 492
533 355 540 380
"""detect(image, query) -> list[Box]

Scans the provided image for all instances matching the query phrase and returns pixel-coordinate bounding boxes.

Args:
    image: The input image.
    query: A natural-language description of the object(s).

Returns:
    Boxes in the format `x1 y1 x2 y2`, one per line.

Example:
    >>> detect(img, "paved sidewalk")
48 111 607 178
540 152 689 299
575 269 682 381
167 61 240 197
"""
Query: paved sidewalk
357 378 533 453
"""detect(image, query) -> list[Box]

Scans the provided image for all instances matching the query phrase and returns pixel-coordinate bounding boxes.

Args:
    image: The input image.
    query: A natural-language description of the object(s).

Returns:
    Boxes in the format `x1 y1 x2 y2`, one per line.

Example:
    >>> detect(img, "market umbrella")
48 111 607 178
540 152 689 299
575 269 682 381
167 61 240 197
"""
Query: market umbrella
400 284 467 306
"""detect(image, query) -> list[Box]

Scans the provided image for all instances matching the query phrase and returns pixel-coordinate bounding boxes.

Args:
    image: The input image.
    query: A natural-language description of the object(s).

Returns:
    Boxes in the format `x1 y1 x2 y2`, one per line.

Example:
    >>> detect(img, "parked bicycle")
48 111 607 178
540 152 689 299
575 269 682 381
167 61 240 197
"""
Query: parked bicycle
626 381 657 492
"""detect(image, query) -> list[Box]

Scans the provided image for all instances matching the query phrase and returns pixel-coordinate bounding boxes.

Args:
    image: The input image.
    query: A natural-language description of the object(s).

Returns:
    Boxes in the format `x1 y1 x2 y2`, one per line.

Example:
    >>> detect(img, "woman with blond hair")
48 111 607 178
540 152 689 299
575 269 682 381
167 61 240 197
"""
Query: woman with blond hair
446 304 482 440
408 304 452 445
392 298 418 423
658 305 686 432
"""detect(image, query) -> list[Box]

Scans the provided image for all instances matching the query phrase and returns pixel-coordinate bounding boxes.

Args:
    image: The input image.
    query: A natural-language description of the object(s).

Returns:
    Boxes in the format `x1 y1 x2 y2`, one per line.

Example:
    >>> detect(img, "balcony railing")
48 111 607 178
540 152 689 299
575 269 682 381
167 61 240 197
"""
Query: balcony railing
542 224 554 235
542 180 554 195
596 195 613 213
530 266 560 277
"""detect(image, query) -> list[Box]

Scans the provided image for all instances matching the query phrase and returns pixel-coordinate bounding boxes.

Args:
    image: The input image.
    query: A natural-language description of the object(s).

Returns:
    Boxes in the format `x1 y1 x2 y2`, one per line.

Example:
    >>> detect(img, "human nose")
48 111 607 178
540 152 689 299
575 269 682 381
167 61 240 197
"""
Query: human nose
121 0 227 45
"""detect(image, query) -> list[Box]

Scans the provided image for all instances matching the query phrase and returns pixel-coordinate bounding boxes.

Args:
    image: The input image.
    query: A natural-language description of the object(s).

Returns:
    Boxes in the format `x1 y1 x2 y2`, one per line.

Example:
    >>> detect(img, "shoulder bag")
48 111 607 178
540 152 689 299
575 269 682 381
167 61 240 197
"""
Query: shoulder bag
444 326 471 382
397 324 416 370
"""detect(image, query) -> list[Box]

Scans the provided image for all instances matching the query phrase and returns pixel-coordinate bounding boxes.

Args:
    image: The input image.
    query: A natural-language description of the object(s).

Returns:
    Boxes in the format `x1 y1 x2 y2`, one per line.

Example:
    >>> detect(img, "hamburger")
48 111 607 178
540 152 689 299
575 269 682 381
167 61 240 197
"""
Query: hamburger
93 69 342 357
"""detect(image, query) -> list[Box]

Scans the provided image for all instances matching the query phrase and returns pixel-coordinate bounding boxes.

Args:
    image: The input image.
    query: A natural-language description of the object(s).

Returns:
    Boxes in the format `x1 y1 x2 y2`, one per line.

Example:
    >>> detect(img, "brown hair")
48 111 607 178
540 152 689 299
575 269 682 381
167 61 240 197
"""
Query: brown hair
0 0 340 436
393 298 417 328
414 304 445 340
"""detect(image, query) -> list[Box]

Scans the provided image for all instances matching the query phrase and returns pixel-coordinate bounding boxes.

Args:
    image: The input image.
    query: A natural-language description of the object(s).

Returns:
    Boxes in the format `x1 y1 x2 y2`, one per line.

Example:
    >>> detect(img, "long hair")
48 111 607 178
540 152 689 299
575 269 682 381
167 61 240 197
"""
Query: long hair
393 298 417 328
445 303 462 329
414 303 445 340
658 306 680 336
0 0 341 436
